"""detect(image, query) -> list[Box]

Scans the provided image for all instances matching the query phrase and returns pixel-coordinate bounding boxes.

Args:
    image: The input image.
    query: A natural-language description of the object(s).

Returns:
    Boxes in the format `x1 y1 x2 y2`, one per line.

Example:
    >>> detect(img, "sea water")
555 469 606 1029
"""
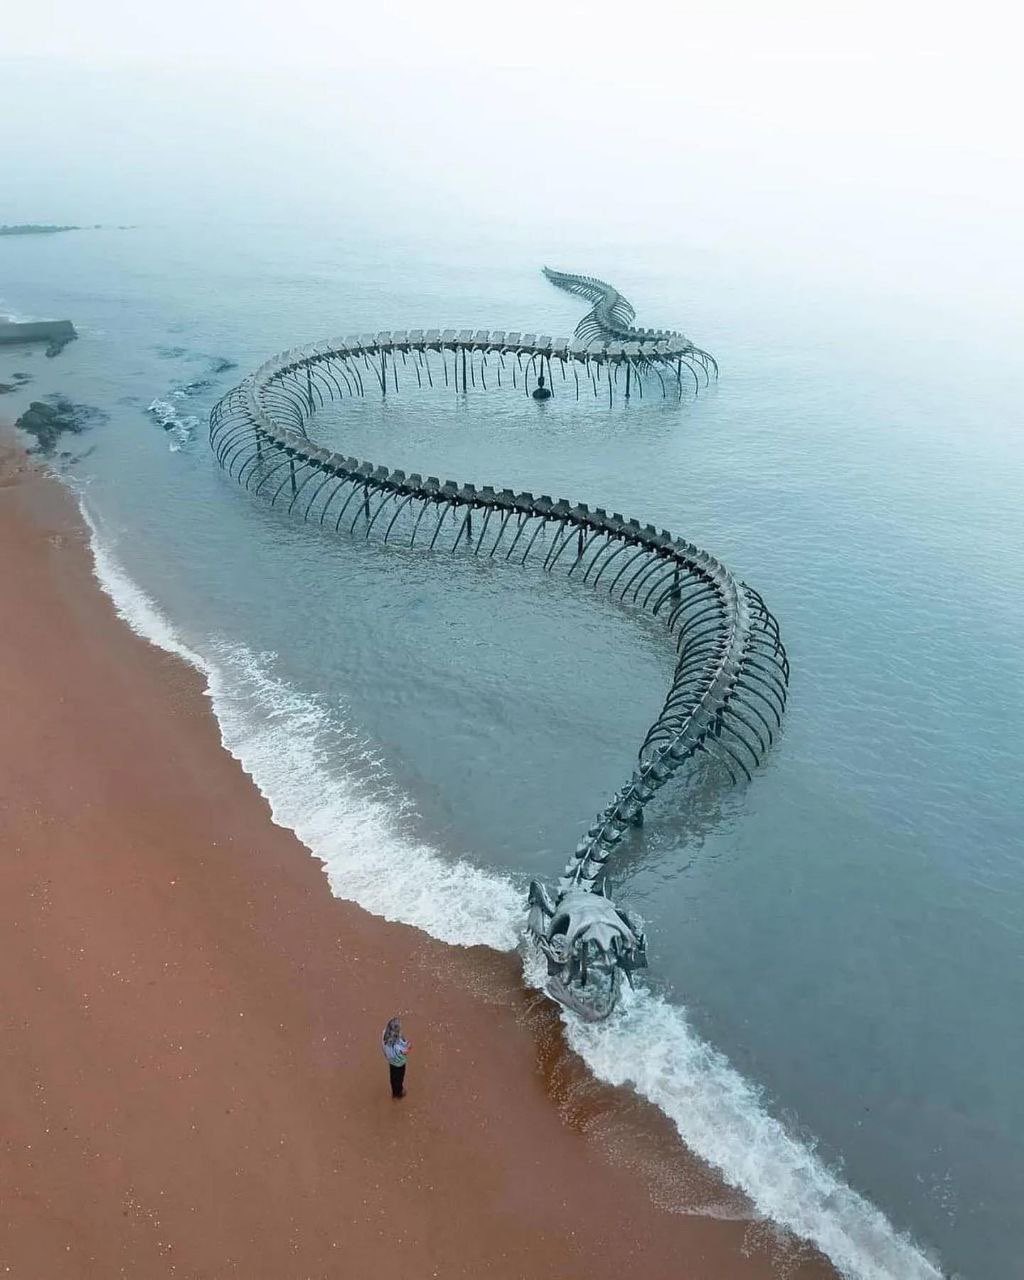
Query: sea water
3 151 1022 1280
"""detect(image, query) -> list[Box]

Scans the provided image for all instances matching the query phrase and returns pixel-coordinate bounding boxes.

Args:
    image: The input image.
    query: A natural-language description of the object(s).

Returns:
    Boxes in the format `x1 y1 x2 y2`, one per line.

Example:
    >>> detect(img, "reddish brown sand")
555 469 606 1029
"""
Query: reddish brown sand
0 436 837 1279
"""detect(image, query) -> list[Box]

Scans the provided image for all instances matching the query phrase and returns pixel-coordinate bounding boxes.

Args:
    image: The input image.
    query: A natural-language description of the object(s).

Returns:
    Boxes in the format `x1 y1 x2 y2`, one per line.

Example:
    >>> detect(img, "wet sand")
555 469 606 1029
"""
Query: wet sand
0 435 836 1279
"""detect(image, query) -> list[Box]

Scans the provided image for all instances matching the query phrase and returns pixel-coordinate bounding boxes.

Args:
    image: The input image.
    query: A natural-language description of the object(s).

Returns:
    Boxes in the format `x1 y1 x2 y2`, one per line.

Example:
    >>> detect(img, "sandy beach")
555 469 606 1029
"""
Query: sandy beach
0 433 836 1279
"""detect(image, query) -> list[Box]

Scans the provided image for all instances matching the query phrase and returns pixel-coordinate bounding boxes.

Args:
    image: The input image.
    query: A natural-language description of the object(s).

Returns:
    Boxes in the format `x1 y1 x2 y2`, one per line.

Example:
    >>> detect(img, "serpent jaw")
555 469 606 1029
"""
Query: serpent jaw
209 267 789 1022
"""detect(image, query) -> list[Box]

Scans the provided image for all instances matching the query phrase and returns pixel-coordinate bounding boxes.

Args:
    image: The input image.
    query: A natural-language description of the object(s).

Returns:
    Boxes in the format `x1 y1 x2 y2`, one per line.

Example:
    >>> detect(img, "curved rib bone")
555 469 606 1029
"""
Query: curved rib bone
208 268 789 1021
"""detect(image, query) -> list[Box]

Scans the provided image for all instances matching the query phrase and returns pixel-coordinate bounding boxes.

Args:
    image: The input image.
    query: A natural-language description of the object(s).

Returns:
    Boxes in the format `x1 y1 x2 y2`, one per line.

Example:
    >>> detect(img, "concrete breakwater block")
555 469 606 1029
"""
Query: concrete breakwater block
0 319 77 357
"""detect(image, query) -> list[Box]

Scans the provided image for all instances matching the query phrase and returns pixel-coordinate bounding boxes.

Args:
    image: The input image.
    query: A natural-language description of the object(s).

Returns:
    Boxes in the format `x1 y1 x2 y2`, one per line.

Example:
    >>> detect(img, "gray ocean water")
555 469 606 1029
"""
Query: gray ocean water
3 186 1022 1277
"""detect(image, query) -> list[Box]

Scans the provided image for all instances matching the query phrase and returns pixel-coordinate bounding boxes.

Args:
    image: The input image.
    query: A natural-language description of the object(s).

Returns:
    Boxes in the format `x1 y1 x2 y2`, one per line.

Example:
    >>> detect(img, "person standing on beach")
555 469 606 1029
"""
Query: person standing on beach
381 1016 411 1099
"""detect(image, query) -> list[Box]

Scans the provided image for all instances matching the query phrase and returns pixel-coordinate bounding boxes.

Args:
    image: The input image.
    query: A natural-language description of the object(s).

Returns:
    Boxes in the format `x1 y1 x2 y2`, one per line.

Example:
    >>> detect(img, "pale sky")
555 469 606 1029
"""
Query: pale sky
3 0 1021 313
0 1 1011 65
5 1 1019 180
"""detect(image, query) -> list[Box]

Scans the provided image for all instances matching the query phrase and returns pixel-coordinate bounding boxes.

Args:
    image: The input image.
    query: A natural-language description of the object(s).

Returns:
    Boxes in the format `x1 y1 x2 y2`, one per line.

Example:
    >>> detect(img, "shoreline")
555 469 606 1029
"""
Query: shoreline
0 434 836 1278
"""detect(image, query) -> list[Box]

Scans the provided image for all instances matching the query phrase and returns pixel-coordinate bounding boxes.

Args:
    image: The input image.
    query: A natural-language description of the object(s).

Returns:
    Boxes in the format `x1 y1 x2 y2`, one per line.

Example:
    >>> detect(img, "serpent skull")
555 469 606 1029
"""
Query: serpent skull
527 882 648 1021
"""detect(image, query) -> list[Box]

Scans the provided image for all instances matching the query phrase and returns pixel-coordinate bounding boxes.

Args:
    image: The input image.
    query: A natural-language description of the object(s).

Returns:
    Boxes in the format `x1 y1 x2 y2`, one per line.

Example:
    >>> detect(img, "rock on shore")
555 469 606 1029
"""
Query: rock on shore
15 397 106 456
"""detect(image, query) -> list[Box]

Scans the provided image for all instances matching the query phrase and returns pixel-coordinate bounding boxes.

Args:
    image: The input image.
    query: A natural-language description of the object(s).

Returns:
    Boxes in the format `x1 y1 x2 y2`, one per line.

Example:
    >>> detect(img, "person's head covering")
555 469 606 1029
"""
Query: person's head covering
383 1016 402 1047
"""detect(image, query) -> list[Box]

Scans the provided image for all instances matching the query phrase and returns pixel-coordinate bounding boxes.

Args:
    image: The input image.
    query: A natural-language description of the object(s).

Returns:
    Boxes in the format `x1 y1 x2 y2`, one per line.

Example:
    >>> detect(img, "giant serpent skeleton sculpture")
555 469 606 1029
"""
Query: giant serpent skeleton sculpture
210 268 789 1020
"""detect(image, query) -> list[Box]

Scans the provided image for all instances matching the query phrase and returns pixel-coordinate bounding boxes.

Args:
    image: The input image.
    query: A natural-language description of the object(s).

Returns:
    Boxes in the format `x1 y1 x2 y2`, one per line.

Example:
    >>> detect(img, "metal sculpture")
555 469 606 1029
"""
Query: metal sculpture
209 268 789 1021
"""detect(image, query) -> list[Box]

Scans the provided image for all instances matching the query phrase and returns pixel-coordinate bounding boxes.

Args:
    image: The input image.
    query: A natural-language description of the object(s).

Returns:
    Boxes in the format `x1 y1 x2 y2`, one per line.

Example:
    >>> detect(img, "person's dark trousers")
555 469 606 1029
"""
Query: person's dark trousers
389 1064 406 1098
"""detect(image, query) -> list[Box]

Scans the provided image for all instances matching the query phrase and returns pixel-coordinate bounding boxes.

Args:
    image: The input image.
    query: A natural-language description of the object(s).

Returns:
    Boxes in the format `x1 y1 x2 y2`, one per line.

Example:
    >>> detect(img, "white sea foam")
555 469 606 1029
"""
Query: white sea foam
78 501 943 1280
0 304 41 324
562 988 943 1280
80 500 522 950
205 644 523 949
84 506 207 671
146 398 199 451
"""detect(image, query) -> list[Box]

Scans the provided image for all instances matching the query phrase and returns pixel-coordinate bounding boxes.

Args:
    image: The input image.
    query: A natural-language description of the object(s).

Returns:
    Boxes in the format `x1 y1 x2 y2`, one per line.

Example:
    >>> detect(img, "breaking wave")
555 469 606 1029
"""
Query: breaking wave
146 397 200 451
147 353 239 451
78 499 943 1280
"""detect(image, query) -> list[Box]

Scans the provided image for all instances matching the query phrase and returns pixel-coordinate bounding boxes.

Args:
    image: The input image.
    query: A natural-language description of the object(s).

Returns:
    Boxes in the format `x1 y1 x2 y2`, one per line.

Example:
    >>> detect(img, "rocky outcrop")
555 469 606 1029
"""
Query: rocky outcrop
0 224 79 235
0 372 32 395
15 397 106 456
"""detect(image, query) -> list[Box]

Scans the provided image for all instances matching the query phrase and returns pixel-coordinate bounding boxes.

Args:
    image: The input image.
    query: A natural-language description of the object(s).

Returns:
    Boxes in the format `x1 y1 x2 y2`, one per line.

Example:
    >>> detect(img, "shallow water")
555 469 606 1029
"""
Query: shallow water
3 212 1022 1279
